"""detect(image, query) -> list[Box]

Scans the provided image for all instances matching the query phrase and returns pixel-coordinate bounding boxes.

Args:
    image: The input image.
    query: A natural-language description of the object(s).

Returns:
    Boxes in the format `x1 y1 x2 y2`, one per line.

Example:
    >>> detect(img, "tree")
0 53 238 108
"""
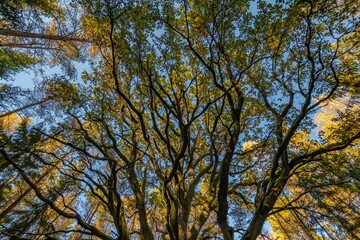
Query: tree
0 0 88 123
0 0 359 239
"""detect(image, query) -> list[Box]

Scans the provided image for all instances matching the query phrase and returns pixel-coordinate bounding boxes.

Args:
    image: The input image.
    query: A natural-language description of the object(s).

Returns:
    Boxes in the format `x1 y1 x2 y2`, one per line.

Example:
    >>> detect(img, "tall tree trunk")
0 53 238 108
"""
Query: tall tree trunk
189 199 216 240
0 174 17 193
0 28 89 42
17 203 49 236
127 167 154 240
242 174 289 240
0 98 53 119
0 168 53 221
73 203 100 240
217 132 240 240
164 187 179 240
216 86 243 240
218 155 234 240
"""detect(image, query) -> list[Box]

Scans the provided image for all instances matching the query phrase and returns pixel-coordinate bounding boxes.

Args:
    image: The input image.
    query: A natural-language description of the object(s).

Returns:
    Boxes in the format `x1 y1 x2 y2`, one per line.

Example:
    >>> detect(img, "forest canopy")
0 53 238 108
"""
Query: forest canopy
0 0 359 239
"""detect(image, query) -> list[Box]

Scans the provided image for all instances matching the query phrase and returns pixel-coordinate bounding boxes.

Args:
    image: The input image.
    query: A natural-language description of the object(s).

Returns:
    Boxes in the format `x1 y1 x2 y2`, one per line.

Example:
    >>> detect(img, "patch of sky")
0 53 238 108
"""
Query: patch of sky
249 0 276 15
5 60 91 127
12 60 91 89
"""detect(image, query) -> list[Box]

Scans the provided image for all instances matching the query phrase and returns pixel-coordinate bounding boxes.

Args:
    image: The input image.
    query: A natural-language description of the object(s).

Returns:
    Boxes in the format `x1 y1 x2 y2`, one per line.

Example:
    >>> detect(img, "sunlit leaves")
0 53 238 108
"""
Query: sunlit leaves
1 0 360 239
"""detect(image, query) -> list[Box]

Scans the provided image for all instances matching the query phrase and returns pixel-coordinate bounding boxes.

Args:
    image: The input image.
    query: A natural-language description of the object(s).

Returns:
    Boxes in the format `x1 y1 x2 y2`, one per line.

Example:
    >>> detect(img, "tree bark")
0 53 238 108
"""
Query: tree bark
0 28 89 42
127 167 154 240
0 174 17 193
0 97 53 119
0 168 53 221
218 154 234 240
242 175 289 240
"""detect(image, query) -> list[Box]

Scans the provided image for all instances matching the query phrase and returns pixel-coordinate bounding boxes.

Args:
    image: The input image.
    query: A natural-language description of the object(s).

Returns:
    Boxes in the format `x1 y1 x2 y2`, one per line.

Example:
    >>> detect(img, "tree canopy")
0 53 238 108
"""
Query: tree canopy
0 0 359 239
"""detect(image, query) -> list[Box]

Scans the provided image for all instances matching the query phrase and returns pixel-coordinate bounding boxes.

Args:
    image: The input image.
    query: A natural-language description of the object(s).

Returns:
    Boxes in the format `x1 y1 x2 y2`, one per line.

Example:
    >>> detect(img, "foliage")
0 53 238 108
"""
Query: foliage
0 0 360 240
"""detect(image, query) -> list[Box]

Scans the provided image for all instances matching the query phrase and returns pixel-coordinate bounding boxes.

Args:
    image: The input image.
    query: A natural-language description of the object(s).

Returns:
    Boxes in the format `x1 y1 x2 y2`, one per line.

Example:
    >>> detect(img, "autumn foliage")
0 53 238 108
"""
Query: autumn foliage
1 0 360 239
